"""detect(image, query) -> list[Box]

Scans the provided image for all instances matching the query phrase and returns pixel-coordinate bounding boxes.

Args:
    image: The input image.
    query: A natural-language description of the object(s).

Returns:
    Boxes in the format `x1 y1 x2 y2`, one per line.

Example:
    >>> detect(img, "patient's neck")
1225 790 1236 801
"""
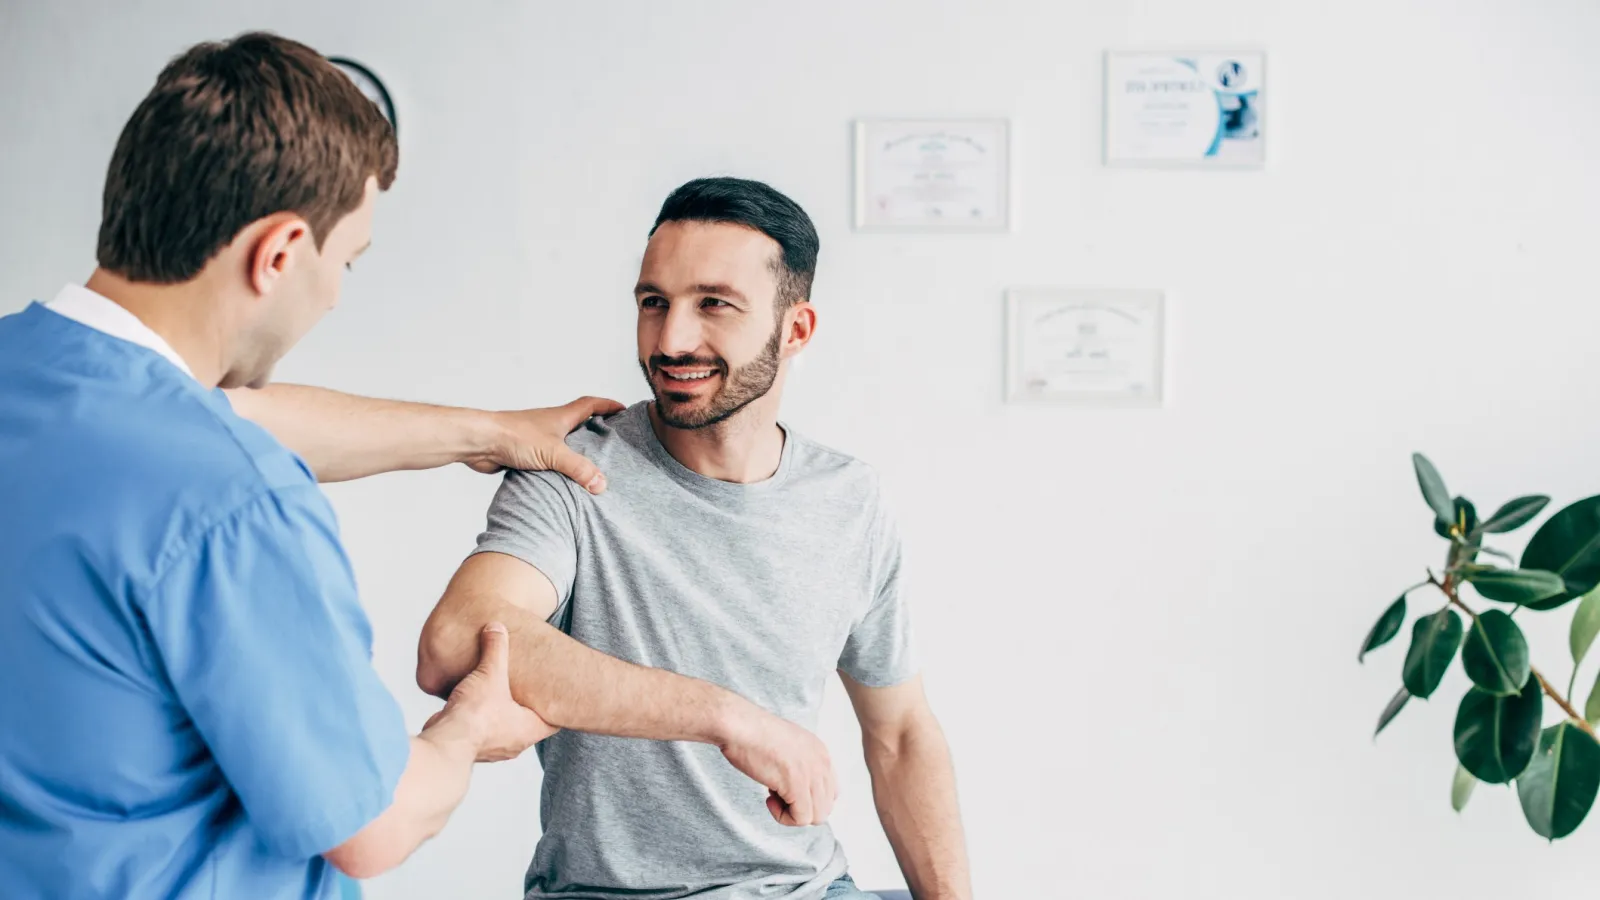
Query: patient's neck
647 394 785 485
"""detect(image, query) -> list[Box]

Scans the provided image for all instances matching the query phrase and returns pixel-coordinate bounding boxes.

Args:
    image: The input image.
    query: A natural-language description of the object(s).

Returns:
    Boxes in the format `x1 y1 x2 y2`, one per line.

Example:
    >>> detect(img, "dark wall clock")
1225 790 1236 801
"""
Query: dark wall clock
327 56 398 138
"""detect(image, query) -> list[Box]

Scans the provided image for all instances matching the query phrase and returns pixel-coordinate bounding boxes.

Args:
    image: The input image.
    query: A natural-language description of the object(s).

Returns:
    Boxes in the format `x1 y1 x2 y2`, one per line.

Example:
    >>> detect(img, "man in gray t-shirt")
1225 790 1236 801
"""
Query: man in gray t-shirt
419 178 971 900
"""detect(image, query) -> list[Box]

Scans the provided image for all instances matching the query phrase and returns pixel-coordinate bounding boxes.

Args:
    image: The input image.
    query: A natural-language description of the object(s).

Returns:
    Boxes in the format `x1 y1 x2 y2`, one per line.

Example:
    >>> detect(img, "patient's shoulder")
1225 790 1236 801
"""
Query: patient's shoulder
559 402 654 473
783 428 889 505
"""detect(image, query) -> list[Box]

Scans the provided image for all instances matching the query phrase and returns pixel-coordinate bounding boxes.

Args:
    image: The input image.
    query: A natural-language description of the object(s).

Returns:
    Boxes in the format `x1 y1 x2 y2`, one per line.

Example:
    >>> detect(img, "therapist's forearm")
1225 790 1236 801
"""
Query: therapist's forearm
226 384 497 483
324 721 477 879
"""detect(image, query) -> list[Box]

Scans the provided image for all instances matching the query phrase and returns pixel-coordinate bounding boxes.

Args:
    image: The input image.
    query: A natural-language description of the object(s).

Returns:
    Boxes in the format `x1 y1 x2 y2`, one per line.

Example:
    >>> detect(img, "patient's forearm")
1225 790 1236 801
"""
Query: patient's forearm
226 384 495 483
419 598 747 746
867 719 972 900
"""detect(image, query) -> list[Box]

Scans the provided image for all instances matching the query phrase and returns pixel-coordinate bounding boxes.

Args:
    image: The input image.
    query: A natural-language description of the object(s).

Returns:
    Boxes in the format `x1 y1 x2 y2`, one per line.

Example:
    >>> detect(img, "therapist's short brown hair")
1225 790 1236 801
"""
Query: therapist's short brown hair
96 32 398 283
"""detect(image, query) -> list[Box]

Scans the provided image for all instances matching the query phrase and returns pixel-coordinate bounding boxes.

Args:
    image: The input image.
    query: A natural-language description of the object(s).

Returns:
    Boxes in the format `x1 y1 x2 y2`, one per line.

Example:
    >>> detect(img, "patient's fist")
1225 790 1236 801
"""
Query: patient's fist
720 709 837 827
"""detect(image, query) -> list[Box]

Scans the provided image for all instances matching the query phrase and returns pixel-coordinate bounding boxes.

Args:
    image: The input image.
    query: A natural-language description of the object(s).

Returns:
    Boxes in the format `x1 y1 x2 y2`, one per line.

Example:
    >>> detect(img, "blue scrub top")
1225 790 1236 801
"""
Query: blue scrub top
0 303 410 899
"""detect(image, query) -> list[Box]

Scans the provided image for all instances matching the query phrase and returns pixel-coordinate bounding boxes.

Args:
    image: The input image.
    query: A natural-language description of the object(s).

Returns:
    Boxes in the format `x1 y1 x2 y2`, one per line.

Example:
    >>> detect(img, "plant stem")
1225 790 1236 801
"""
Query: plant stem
1429 573 1596 737
1534 669 1593 734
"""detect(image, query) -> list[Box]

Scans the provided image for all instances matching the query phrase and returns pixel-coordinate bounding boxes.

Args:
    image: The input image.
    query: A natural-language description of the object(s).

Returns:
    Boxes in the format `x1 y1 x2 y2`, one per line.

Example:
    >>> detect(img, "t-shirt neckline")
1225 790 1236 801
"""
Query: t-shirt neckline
626 401 796 500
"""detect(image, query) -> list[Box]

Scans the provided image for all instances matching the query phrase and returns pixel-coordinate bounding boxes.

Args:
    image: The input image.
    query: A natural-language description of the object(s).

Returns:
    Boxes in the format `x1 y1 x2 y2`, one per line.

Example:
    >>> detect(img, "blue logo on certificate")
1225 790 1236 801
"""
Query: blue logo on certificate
1104 51 1266 167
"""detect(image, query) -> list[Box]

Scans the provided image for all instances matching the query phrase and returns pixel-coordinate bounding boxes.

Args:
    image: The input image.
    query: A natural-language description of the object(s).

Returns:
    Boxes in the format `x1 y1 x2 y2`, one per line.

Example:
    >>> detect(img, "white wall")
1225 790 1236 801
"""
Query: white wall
4 0 1600 896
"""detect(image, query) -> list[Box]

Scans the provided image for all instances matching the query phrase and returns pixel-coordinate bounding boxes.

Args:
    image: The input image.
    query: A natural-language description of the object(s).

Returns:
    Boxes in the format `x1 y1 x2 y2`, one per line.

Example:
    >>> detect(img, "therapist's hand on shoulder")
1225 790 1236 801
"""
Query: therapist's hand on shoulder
427 622 556 760
467 396 626 494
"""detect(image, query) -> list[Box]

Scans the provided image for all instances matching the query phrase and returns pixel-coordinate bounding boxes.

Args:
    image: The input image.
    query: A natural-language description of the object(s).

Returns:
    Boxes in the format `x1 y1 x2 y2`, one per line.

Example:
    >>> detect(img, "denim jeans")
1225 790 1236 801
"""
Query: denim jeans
824 874 895 899
338 873 889 899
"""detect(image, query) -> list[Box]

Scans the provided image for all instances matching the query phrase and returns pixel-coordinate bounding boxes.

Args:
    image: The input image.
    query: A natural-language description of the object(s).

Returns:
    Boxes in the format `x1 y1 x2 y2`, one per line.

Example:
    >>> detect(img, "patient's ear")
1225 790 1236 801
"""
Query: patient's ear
782 301 817 358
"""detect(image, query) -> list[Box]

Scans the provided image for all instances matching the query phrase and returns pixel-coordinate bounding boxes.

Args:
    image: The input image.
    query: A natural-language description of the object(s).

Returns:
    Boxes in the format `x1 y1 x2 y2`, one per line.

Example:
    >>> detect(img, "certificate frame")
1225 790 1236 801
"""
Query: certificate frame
1103 48 1267 169
853 118 1011 232
1004 287 1166 407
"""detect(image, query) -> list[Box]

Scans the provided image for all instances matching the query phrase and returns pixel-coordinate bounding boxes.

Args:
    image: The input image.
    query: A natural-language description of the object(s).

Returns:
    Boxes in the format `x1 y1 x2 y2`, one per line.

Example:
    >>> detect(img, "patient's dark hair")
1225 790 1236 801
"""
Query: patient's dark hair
649 177 819 308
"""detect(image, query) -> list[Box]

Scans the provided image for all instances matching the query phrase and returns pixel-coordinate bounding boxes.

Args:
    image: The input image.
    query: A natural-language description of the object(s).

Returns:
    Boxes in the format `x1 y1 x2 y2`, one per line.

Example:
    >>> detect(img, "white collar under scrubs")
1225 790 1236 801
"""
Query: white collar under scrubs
46 283 196 379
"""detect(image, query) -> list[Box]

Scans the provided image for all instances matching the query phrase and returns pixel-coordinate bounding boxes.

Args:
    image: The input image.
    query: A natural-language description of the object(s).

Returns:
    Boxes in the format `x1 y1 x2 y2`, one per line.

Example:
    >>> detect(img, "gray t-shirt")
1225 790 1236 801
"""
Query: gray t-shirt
472 401 916 900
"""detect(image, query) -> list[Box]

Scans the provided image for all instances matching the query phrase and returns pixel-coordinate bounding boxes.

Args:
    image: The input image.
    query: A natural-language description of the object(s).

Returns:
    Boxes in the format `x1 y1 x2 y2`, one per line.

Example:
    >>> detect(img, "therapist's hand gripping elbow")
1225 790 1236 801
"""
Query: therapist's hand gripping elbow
323 622 553 880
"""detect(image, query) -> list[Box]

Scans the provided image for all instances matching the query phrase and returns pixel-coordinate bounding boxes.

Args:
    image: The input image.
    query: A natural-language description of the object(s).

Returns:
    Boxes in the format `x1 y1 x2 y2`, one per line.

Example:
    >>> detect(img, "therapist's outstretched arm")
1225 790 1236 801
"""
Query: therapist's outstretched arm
324 622 554 880
225 384 623 486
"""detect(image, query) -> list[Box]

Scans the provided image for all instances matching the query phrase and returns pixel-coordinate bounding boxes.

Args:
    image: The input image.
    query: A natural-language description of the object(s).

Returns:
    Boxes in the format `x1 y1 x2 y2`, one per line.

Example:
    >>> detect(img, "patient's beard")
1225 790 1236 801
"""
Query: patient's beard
642 322 783 431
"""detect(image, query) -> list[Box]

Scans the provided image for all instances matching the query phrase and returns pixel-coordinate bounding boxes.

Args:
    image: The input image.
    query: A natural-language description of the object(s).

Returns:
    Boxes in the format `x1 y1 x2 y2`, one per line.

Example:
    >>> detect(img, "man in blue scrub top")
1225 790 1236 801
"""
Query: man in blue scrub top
0 32 618 899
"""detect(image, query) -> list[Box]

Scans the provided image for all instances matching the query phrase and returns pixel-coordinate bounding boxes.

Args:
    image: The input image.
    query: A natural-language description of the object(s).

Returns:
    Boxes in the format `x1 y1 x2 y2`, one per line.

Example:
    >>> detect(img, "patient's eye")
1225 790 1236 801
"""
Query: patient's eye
701 298 730 308
640 295 667 308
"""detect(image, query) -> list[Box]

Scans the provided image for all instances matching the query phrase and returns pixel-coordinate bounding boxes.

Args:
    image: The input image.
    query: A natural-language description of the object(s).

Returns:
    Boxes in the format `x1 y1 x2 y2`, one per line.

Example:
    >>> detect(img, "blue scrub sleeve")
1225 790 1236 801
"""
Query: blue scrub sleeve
140 485 411 860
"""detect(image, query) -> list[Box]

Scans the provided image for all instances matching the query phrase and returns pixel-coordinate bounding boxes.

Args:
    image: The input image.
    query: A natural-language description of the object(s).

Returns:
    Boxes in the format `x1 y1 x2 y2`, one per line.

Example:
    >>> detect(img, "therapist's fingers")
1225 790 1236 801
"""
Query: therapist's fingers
450 623 557 762
477 396 622 486
551 444 607 496
471 622 510 688
547 397 623 494
446 622 510 704
554 395 626 432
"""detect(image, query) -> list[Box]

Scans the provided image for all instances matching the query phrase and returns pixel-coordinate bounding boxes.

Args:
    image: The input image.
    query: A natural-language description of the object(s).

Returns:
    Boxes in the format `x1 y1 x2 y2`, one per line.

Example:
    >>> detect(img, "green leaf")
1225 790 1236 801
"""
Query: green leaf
1461 610 1531 696
1466 568 1566 605
1413 454 1456 525
1475 546 1516 563
1482 495 1551 534
1359 595 1407 662
1586 668 1600 724
1571 589 1600 670
1452 763 1477 812
1403 609 1464 699
1454 679 1543 784
1517 722 1600 840
1434 497 1478 540
1521 496 1600 611
1375 685 1409 737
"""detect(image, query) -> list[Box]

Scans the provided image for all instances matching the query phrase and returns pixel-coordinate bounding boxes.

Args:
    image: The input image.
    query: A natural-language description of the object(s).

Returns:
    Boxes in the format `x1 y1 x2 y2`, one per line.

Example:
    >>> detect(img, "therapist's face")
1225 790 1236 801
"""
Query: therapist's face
222 177 378 389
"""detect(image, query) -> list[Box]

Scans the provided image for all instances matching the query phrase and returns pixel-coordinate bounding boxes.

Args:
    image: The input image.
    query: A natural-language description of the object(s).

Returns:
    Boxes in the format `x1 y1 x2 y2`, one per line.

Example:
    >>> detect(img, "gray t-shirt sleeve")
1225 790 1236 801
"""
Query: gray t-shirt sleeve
837 499 918 687
471 469 580 604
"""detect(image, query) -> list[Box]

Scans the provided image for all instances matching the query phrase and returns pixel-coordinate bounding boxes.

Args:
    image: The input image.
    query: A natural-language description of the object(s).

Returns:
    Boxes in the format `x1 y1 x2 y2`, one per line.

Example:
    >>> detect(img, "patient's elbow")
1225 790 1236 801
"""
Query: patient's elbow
415 619 470 699
414 659 450 701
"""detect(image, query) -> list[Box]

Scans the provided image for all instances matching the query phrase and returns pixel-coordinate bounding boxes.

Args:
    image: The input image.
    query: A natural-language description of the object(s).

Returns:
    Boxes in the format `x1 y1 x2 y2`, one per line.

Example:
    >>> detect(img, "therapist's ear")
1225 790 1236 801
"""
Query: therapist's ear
247 216 312 297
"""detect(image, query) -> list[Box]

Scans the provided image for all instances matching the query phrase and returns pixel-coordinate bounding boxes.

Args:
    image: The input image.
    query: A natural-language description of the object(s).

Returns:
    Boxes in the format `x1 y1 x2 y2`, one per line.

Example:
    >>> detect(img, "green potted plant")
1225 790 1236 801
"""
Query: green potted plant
1360 454 1600 839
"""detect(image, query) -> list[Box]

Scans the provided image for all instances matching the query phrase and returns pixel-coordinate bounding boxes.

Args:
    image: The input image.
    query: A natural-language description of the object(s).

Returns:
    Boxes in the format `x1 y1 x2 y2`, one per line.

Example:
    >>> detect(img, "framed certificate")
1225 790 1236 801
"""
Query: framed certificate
854 118 1010 231
1103 50 1266 168
1005 288 1166 406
